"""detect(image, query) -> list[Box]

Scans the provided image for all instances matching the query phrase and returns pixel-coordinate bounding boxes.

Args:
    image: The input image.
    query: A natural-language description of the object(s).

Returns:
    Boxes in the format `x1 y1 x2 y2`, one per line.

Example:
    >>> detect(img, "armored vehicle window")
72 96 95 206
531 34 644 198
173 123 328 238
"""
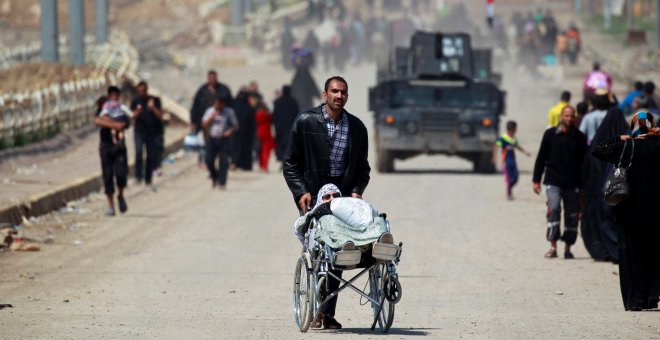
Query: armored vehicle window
390 84 499 110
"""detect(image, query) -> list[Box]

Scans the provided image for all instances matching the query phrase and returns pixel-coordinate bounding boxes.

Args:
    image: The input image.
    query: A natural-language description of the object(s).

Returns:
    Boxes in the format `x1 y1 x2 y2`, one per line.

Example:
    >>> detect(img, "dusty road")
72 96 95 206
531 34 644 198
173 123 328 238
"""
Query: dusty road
1 58 659 339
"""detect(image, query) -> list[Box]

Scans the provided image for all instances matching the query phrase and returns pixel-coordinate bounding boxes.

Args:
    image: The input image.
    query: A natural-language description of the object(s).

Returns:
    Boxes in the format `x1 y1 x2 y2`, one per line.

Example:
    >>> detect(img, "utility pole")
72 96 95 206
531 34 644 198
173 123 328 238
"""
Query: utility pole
40 0 59 62
69 0 85 65
231 0 244 27
95 0 108 43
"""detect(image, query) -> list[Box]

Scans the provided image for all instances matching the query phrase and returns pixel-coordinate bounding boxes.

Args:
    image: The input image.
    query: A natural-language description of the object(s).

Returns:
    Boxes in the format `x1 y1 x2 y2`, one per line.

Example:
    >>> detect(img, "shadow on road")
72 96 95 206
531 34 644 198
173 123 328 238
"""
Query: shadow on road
333 327 436 336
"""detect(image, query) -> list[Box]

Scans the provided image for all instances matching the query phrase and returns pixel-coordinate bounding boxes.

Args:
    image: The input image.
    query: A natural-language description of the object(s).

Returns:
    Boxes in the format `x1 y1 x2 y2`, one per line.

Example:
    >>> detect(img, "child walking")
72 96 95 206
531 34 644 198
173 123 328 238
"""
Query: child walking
493 121 531 200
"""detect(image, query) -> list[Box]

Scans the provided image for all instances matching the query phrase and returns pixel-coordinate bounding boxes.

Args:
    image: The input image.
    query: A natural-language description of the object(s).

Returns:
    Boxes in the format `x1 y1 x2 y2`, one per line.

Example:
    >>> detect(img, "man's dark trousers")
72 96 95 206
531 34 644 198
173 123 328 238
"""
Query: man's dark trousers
206 137 230 185
100 143 128 195
134 130 157 184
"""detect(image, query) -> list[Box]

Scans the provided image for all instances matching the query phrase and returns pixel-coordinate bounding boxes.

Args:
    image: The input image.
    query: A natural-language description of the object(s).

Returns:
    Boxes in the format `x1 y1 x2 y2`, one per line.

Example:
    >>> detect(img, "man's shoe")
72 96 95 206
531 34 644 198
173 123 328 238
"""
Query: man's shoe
118 196 128 213
105 207 116 216
323 317 342 330
564 251 575 259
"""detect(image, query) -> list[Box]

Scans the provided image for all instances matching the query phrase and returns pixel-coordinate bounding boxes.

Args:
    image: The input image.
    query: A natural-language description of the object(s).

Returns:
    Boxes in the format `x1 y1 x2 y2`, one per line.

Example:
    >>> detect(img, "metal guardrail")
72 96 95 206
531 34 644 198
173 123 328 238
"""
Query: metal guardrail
0 31 140 148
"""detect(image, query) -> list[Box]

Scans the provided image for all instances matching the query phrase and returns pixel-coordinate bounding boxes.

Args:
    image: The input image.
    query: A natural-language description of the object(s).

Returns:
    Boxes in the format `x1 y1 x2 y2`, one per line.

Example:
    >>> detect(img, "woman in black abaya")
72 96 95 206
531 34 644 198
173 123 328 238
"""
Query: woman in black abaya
580 107 629 262
592 112 660 311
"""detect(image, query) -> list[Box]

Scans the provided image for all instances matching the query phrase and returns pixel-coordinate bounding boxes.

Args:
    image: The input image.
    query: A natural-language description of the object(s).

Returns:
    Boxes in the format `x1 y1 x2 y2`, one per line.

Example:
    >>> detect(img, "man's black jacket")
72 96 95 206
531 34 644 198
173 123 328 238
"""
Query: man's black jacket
533 126 588 188
283 104 371 203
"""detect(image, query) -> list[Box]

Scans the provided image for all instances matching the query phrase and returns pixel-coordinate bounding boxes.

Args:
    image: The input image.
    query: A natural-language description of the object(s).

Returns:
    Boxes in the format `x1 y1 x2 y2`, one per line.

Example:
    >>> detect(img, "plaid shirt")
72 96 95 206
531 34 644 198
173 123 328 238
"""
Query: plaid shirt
202 106 238 138
322 104 349 177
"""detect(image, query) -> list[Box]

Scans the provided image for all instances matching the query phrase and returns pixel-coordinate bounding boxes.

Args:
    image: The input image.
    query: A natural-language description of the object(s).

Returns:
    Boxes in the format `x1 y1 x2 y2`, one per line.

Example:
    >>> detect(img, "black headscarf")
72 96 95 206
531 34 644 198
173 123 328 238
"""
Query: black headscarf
581 107 629 262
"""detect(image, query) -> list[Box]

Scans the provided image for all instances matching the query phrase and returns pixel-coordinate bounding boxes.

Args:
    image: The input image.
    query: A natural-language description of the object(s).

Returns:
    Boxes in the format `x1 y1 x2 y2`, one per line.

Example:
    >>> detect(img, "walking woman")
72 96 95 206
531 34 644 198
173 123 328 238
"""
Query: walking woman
253 95 275 172
592 112 660 311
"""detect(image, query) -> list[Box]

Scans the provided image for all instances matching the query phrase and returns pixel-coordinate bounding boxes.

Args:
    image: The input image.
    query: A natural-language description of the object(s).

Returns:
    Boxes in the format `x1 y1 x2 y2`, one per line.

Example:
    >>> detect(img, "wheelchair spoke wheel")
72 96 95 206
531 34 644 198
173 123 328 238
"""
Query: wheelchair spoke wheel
293 255 313 332
369 263 395 332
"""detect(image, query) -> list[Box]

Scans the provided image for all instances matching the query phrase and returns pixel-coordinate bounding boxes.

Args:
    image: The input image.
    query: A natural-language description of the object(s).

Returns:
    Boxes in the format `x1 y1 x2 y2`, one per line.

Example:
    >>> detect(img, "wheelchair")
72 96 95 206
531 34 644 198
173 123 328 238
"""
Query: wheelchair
293 214 403 333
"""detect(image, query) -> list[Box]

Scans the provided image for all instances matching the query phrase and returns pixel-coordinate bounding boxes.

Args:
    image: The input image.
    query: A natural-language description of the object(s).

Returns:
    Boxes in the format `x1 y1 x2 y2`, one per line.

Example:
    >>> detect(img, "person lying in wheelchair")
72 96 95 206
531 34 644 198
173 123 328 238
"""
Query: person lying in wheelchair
293 184 400 330
294 184 396 252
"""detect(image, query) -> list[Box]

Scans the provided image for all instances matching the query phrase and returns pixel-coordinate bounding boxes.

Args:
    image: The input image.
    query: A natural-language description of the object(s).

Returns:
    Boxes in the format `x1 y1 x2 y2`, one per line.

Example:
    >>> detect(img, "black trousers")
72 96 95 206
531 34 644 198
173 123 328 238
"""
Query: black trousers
134 130 157 184
99 143 128 195
205 137 230 185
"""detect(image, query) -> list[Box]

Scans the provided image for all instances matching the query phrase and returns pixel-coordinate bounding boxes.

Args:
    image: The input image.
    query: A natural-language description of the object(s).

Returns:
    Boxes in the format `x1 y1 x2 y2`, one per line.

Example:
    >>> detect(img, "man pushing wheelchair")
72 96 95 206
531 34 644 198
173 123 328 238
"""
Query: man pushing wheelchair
284 76 401 331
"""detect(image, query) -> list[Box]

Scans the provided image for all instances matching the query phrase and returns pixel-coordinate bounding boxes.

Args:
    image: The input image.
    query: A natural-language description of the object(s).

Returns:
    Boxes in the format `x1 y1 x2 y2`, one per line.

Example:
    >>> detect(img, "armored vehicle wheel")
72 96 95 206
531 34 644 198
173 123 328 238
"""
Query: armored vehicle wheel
377 148 395 173
473 152 496 174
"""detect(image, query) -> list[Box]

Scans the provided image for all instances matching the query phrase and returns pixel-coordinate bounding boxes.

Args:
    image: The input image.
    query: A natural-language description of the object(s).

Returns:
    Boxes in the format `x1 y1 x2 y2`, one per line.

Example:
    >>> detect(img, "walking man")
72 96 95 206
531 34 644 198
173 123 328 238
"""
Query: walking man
190 70 233 167
547 90 571 128
283 76 371 329
533 105 588 259
95 86 131 216
130 81 163 190
202 97 239 189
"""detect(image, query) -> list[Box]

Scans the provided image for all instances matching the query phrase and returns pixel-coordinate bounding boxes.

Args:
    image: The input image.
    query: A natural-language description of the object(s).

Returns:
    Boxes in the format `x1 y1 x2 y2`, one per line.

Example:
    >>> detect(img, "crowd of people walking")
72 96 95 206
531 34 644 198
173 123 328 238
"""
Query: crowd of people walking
531 59 660 311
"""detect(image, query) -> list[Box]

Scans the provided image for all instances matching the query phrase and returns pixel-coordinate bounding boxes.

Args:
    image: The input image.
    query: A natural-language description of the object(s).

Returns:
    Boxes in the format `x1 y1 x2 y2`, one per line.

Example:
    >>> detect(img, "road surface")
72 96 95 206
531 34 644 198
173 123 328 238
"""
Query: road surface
1 59 659 340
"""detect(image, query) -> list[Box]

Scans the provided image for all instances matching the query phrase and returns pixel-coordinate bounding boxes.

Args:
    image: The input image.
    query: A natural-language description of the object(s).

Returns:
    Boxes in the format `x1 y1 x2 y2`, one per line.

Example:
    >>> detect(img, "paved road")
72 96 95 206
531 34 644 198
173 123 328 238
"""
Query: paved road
2 59 660 339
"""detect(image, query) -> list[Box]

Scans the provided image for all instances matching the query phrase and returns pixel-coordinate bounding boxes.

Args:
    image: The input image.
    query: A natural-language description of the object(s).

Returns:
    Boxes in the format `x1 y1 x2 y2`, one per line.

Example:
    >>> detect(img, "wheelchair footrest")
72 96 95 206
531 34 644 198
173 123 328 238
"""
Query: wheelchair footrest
372 243 399 261
334 249 362 266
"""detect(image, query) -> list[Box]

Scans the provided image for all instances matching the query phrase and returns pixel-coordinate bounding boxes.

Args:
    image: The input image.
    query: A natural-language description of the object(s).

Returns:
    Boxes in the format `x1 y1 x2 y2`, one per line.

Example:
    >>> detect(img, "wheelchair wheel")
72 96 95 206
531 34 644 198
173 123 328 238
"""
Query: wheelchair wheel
369 263 395 332
293 254 314 332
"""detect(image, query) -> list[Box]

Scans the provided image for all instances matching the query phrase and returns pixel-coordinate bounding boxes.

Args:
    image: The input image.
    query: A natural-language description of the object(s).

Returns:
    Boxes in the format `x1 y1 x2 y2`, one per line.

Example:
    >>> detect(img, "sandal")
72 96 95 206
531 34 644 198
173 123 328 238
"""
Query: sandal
544 249 558 258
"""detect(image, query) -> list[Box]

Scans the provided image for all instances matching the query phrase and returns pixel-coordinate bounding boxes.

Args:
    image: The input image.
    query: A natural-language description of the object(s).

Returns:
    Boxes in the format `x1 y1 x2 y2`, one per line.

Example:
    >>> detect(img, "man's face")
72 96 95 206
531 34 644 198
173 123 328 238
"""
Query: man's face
109 92 119 101
323 80 348 111
208 72 217 84
560 107 575 127
214 100 224 110
137 84 147 97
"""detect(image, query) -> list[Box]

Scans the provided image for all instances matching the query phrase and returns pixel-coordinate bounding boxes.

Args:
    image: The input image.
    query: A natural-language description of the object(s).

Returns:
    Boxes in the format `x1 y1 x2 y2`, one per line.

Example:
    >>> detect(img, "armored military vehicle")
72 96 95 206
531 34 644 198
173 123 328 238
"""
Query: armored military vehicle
369 31 506 173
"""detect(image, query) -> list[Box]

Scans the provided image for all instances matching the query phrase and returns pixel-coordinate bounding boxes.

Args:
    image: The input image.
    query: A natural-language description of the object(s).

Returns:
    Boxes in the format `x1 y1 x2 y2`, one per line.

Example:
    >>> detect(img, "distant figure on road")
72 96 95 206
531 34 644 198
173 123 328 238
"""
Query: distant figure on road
202 97 239 189
95 86 131 216
284 76 371 330
619 81 643 116
231 86 257 171
592 113 660 311
533 105 588 259
547 90 571 128
632 81 659 116
272 85 300 162
130 81 163 191
583 62 612 101
254 95 275 172
190 70 234 167
291 60 321 110
565 23 580 65
492 121 531 200
579 91 611 145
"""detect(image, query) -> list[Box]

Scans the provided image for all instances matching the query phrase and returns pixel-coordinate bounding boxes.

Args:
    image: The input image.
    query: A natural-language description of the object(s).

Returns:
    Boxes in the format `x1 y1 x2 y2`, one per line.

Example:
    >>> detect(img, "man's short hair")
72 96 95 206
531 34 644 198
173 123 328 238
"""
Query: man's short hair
208 69 217 76
576 101 589 116
107 85 121 95
137 80 148 88
634 81 643 91
506 120 517 131
644 81 655 95
324 76 348 92
560 90 571 102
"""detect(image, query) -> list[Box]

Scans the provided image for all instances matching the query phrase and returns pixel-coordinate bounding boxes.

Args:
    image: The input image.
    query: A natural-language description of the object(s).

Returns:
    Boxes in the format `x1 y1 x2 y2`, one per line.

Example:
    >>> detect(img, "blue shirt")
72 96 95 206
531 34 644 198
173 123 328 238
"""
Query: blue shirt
496 133 518 164
619 90 642 113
